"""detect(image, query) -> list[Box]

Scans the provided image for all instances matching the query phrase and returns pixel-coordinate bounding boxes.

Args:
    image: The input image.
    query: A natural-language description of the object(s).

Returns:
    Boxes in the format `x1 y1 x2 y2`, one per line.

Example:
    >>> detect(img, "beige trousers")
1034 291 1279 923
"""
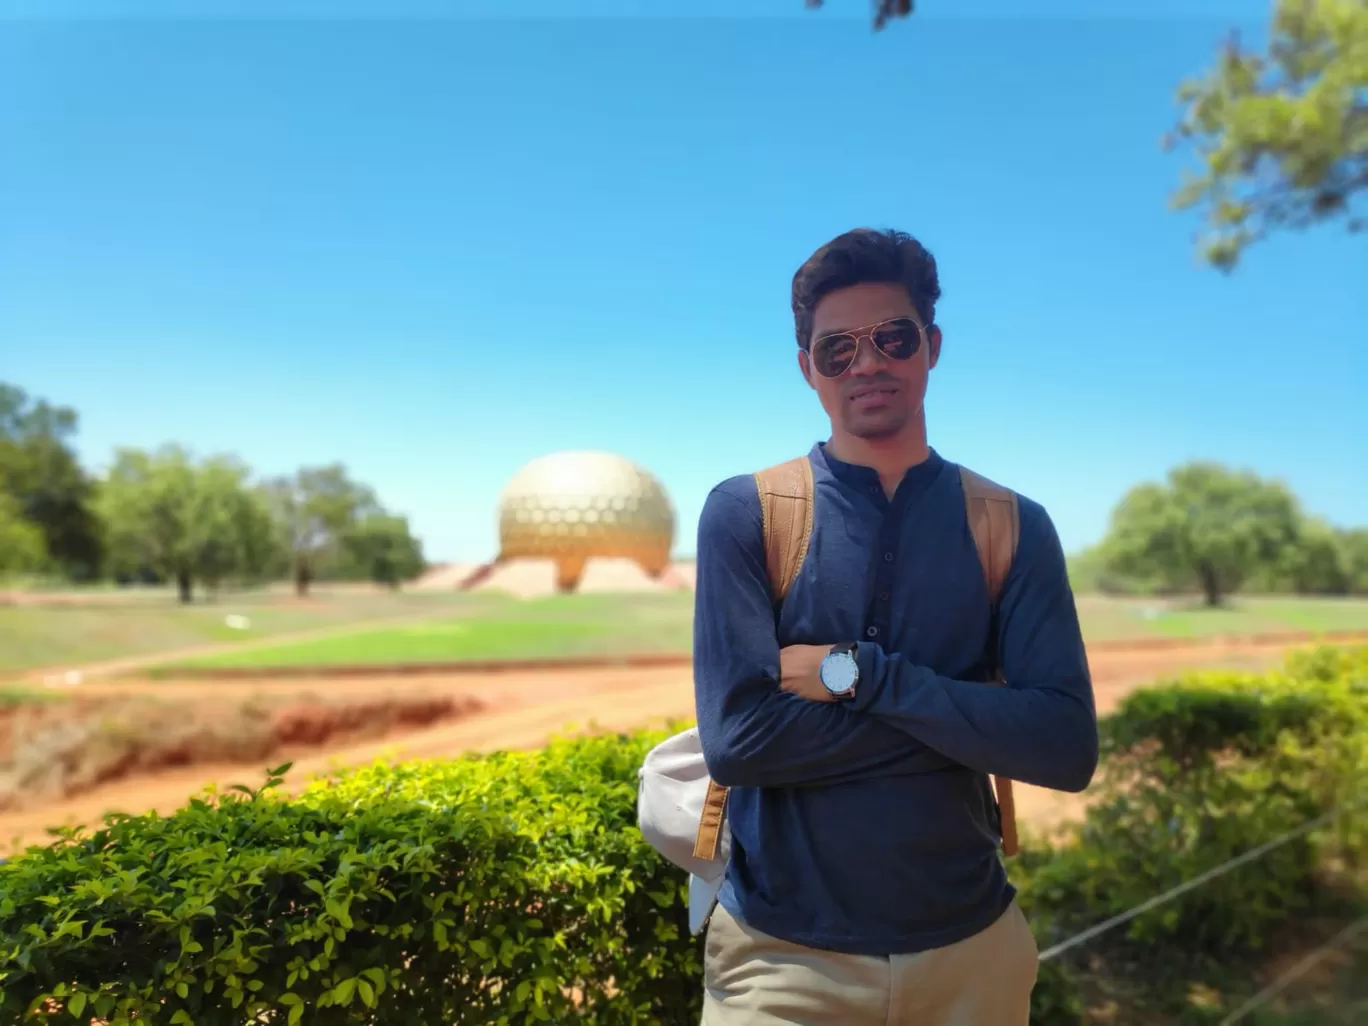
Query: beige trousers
700 901 1039 1026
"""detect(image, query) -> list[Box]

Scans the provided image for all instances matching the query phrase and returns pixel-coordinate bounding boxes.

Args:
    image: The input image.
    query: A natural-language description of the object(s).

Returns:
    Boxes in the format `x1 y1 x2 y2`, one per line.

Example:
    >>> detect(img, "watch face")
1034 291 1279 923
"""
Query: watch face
820 653 858 694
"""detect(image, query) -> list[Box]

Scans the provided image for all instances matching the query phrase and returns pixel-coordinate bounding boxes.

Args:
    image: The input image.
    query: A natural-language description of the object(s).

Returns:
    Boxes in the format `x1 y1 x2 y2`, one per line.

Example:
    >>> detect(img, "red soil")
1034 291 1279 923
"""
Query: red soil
1 633 1324 853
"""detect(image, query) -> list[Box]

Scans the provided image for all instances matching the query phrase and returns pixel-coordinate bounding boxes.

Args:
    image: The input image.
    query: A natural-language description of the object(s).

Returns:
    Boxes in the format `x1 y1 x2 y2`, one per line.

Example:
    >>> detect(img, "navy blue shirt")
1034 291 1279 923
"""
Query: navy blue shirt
692 443 1097 956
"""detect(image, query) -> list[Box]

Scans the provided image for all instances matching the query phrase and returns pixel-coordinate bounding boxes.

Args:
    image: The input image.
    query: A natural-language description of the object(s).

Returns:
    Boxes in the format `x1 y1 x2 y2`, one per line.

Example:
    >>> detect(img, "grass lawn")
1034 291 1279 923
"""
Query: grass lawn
5 587 1367 676
165 592 697 669
0 684 66 706
152 593 1368 672
1076 595 1368 641
0 587 505 676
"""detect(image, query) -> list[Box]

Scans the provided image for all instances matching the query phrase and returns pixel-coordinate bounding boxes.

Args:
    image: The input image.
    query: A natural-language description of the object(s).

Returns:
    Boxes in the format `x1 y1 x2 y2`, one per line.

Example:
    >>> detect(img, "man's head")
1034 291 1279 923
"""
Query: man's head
792 228 942 444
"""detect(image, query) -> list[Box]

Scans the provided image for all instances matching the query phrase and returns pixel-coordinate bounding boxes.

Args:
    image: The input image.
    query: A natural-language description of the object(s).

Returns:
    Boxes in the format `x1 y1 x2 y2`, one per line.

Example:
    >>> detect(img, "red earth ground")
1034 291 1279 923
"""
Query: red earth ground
1 633 1333 853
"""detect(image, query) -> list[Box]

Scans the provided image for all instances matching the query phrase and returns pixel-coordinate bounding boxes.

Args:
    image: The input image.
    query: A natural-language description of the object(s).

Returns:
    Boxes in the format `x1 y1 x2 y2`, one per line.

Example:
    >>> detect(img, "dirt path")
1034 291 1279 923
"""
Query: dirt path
0 636 1328 853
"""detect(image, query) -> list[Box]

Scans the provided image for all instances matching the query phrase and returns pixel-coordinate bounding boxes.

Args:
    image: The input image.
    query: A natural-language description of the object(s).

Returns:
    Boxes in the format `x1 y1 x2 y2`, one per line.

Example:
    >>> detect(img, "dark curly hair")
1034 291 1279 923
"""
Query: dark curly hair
790 228 942 350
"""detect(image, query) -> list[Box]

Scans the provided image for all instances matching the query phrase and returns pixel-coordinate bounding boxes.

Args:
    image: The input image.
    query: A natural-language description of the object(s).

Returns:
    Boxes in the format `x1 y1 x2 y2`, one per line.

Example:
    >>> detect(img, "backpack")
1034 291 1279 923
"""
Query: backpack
636 455 1021 935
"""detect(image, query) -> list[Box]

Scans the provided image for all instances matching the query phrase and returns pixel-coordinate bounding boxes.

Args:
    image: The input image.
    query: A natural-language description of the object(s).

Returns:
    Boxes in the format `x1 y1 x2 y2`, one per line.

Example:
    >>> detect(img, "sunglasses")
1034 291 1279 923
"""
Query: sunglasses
806 317 926 378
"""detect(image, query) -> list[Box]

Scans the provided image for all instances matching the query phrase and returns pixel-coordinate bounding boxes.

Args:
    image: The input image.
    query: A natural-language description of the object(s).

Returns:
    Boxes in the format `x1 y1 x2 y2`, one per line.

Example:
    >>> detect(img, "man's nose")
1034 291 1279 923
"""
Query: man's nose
849 335 886 375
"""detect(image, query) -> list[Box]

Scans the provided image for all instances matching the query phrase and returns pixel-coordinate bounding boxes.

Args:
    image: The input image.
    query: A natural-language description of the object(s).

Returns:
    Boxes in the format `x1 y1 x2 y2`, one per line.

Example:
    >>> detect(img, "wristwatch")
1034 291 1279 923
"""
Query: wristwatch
819 642 859 701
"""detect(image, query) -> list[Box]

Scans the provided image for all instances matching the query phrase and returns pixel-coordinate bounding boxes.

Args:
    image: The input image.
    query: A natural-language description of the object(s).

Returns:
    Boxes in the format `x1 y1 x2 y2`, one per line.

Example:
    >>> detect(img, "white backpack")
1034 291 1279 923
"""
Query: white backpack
637 455 1022 934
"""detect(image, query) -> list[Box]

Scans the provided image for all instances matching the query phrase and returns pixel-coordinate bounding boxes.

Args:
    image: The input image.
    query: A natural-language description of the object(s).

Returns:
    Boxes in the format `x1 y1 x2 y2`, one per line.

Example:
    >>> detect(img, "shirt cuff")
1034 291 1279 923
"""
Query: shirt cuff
853 640 884 712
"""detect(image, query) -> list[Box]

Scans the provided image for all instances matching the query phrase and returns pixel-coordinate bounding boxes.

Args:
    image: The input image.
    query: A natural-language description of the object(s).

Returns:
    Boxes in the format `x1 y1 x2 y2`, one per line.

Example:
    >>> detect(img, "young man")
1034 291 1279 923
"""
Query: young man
692 228 1099 1024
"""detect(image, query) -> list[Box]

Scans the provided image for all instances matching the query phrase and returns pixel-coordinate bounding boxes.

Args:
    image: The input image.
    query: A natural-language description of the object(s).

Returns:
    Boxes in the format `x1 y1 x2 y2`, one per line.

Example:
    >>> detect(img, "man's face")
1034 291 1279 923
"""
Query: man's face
798 281 941 441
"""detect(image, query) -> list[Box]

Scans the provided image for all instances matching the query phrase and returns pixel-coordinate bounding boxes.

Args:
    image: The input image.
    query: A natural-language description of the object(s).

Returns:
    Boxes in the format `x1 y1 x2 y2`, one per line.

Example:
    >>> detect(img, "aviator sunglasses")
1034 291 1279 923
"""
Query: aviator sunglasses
806 316 926 378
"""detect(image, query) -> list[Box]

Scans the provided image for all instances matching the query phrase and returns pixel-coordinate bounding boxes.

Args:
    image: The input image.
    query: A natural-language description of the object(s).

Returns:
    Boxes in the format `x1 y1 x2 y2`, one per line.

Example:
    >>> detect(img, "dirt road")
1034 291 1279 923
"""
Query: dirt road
0 636 1325 852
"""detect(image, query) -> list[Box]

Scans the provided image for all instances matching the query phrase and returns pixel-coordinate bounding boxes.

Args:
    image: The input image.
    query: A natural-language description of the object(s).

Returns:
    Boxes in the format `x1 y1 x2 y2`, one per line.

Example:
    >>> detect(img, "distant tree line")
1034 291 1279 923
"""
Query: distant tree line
1069 461 1368 606
0 382 425 602
6 381 1364 607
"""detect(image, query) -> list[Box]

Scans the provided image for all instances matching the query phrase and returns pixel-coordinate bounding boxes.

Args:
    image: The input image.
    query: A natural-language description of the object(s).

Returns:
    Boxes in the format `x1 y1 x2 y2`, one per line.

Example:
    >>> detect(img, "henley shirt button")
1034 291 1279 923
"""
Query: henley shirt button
879 591 890 601
866 626 879 638
883 552 894 562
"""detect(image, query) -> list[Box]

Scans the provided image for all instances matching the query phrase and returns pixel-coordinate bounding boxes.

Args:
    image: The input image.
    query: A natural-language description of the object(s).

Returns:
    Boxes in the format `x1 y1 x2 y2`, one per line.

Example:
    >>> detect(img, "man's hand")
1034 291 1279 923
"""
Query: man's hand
780 644 836 703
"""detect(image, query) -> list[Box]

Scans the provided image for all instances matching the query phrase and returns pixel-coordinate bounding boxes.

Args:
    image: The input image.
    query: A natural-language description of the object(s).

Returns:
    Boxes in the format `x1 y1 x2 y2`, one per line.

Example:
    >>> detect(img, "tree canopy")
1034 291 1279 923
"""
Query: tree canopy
88 446 429 602
341 513 427 590
814 0 1367 270
263 464 383 597
806 0 913 31
0 384 104 579
0 493 47 575
1165 0 1366 269
96 446 277 603
1094 460 1364 604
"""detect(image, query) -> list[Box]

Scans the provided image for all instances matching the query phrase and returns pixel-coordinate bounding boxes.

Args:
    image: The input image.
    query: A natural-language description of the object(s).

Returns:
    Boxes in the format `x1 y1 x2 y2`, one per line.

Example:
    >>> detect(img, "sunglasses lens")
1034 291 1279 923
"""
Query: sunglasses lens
811 335 857 377
871 319 922 360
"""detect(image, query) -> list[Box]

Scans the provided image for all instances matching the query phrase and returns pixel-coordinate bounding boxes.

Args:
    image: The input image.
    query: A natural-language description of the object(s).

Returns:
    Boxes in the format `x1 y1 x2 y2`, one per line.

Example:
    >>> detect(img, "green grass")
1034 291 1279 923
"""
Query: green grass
152 593 1368 672
6 588 1368 677
0 587 507 675
165 592 697 669
1078 596 1368 642
0 684 66 706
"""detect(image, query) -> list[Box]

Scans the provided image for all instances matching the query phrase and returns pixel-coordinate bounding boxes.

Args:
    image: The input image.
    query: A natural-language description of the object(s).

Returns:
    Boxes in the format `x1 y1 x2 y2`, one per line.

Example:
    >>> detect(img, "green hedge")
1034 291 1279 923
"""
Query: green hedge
2 646 1366 1025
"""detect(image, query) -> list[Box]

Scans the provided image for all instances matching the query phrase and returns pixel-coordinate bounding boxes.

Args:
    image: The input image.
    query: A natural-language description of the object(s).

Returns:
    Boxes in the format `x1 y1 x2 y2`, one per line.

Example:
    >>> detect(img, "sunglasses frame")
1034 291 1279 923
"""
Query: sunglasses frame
805 316 929 379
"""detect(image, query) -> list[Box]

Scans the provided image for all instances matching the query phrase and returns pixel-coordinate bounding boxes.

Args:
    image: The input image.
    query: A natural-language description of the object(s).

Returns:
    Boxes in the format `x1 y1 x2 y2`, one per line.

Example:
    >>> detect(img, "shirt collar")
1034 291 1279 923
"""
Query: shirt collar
810 440 946 497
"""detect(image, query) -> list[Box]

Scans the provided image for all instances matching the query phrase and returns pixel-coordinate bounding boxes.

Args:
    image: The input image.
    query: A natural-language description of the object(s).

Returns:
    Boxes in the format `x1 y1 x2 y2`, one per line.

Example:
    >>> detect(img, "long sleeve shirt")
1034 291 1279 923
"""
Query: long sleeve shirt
692 443 1097 955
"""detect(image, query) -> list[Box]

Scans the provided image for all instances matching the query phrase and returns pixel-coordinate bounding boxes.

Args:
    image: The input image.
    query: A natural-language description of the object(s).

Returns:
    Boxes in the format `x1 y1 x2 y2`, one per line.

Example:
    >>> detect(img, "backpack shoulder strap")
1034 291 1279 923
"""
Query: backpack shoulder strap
754 456 815 603
959 464 1023 858
958 465 1020 606
691 455 814 866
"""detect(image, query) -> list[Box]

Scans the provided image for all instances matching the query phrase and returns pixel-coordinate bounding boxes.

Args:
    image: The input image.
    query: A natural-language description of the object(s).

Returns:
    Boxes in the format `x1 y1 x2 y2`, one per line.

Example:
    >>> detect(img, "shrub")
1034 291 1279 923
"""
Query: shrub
1 647 1365 1025
1017 646 1368 1022
0 731 703 1026
1028 674 1364 943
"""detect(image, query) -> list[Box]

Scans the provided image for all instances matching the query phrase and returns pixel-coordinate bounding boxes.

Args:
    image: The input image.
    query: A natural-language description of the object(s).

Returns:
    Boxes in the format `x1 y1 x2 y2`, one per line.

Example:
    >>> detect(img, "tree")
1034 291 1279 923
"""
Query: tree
1341 527 1368 593
0 383 104 580
340 513 426 590
264 464 380 597
97 445 280 603
0 493 47 575
1276 516 1354 593
1101 461 1304 606
190 461 280 592
1166 0 1368 270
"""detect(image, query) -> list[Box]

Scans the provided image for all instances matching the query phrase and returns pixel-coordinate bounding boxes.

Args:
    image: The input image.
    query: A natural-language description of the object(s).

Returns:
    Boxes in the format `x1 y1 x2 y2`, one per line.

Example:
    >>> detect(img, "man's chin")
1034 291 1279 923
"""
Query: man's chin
846 413 908 440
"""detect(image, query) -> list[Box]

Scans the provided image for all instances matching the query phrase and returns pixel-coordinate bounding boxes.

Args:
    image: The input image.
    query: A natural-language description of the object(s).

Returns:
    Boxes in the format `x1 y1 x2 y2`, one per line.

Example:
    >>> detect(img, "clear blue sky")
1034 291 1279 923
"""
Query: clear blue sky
2 1 1364 564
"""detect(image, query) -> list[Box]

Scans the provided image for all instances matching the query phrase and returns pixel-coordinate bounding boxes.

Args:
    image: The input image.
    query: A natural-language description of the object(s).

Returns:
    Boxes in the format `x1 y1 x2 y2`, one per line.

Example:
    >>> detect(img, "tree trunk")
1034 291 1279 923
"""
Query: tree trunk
176 571 193 605
294 556 312 598
1198 562 1222 607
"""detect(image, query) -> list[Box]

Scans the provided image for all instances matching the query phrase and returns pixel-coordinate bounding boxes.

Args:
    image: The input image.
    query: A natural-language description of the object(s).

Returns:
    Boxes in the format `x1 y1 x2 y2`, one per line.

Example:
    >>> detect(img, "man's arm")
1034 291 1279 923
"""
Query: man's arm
693 480 925 790
848 496 1099 793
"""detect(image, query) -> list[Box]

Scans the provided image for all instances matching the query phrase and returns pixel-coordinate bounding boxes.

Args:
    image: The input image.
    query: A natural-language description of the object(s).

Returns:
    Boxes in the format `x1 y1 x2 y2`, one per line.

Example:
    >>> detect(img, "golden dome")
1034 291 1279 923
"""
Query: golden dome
497 450 676 592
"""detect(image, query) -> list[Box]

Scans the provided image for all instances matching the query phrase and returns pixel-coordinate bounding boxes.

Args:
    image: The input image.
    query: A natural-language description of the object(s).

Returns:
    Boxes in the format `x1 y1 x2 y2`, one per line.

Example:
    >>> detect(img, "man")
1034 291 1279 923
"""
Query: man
692 227 1099 1024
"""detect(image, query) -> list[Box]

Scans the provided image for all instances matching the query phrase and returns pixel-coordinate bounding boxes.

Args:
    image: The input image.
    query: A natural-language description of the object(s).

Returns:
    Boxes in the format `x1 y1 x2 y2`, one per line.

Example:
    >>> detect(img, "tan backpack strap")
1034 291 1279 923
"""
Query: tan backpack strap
958 465 1019 606
959 465 1022 856
692 456 816 863
754 456 816 603
692 779 730 862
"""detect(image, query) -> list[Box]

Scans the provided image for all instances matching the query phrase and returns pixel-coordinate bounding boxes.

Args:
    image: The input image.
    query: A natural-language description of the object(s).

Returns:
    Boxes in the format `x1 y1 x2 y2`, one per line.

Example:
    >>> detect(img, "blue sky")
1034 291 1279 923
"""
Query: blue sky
2 1 1364 564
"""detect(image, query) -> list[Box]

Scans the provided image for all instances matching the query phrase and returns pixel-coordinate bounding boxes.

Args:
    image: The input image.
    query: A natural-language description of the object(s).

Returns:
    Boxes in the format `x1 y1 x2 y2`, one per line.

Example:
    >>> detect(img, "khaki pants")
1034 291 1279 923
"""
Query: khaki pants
701 901 1039 1026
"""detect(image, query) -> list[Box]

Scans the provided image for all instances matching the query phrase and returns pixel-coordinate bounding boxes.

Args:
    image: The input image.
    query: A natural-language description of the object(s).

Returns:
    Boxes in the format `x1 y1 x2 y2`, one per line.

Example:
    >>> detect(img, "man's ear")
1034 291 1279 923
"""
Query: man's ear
797 348 817 390
927 324 943 370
